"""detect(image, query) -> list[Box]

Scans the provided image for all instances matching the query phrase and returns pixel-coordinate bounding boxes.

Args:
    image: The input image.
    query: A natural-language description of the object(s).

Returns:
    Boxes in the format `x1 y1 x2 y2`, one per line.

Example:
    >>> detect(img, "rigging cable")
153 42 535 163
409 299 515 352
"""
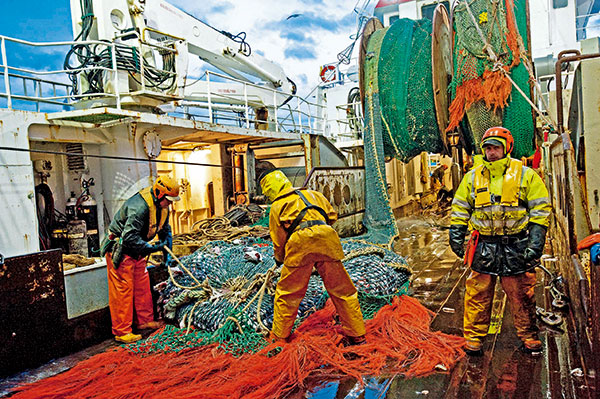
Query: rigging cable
0 146 241 170
302 1 374 102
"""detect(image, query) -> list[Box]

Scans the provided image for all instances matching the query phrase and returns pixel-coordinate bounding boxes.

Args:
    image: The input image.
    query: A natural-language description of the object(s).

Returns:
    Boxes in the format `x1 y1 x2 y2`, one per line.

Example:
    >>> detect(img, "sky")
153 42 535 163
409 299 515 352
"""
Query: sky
0 0 372 99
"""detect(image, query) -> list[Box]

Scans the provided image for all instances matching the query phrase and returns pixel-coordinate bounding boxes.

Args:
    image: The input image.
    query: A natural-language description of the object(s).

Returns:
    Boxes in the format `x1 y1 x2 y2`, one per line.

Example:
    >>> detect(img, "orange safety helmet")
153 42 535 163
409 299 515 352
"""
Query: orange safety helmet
153 175 181 201
481 127 514 155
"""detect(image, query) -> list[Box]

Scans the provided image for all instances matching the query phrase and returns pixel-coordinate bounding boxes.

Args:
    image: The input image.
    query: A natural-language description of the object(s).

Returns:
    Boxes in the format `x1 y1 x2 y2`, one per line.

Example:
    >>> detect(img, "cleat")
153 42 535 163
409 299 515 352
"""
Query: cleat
115 333 142 344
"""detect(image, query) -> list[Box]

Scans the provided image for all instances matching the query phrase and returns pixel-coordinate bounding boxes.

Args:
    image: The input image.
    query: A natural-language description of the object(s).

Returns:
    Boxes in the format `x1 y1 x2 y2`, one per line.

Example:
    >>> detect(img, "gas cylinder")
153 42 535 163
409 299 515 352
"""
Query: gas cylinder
77 196 99 257
65 192 77 219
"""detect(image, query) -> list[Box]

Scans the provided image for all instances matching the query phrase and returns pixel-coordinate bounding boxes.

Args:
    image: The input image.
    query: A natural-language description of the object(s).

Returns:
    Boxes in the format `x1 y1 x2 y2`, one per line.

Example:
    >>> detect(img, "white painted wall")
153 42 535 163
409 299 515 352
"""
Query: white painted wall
530 0 578 59
0 111 39 257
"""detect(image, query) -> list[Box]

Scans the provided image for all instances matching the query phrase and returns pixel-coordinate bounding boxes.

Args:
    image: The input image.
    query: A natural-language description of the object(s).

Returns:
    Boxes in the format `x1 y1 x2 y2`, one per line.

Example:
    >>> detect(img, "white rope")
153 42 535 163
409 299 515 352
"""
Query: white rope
492 63 556 127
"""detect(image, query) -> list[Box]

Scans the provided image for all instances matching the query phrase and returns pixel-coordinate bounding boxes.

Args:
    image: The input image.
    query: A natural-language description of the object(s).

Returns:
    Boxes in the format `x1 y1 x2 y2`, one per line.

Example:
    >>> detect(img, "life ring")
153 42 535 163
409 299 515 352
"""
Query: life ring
320 64 337 83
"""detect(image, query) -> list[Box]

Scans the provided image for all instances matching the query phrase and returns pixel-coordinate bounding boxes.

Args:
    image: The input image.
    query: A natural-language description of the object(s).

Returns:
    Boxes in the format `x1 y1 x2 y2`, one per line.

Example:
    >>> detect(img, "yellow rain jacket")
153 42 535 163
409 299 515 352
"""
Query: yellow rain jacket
268 186 365 339
451 155 551 347
450 156 551 275
269 187 344 266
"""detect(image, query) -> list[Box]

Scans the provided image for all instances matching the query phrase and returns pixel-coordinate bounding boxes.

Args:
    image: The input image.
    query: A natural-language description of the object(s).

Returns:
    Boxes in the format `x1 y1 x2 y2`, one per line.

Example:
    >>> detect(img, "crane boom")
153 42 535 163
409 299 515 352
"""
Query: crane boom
67 0 295 108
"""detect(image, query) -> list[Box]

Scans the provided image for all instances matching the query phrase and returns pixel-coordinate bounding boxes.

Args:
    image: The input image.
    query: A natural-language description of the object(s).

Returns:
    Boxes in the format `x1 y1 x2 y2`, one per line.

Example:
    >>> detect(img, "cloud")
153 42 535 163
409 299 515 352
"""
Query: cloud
299 0 325 4
280 31 316 46
3 0 362 99
207 2 234 15
296 73 309 86
284 46 317 60
277 11 354 32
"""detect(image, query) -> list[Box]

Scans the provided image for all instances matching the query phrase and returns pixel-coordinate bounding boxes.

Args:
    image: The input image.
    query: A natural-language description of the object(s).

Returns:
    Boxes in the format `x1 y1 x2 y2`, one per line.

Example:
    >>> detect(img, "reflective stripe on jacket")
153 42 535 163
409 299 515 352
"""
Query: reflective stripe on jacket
451 156 551 236
269 187 343 266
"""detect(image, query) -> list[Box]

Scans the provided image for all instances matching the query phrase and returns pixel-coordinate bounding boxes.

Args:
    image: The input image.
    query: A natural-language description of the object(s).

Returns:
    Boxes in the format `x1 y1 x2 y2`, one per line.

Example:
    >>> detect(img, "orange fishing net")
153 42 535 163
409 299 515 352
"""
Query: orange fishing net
10 296 465 399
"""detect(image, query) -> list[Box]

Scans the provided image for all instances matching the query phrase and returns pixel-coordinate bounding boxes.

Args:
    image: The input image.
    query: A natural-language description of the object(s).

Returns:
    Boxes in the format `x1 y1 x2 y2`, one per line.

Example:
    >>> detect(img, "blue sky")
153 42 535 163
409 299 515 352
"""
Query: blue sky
0 0 367 97
0 2 72 42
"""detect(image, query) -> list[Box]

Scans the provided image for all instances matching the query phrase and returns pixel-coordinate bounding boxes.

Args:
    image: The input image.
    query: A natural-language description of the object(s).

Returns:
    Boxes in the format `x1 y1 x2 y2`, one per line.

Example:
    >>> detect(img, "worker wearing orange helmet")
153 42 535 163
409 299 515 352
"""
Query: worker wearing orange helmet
449 127 551 356
260 170 366 344
100 175 181 343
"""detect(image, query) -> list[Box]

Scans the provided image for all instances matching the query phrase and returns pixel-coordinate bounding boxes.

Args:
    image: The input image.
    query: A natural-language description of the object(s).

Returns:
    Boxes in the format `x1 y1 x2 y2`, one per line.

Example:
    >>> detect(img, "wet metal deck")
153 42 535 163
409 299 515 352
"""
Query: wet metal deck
1 215 594 398
308 215 594 398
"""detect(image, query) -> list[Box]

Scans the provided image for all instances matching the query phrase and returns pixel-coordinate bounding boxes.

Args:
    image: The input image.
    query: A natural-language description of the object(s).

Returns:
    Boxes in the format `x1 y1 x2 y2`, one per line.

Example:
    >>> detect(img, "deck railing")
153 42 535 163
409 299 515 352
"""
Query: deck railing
0 34 325 135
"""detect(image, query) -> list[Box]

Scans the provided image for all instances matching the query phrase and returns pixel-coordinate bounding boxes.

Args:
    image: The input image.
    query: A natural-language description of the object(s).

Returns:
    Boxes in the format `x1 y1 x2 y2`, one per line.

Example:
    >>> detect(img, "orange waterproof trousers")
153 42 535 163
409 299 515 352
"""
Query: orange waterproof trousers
272 254 366 339
464 270 538 346
106 253 154 336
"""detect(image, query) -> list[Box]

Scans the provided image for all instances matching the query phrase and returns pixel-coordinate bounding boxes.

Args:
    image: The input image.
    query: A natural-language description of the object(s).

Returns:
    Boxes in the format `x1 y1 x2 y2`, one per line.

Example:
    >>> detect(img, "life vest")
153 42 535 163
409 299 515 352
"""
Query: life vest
139 187 168 240
470 158 528 235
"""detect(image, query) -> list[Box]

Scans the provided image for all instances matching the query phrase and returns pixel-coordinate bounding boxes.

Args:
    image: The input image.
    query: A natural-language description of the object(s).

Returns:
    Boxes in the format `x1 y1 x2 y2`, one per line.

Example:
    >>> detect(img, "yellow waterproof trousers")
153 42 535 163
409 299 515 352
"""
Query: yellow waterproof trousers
272 254 366 339
464 270 538 346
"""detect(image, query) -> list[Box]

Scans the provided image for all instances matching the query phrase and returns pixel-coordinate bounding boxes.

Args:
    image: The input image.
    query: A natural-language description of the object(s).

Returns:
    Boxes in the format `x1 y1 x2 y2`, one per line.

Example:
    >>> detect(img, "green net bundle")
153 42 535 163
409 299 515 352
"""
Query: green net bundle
130 238 410 356
450 0 535 158
366 18 444 163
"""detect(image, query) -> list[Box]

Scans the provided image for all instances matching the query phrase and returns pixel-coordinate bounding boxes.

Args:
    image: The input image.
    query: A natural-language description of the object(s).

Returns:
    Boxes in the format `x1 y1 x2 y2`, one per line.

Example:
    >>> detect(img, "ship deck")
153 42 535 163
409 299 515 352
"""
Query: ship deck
0 214 593 398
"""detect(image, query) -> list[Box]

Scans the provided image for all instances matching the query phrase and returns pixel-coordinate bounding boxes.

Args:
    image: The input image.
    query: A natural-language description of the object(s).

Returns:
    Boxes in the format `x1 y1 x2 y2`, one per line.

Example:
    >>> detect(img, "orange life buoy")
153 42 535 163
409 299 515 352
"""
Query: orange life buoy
320 64 337 83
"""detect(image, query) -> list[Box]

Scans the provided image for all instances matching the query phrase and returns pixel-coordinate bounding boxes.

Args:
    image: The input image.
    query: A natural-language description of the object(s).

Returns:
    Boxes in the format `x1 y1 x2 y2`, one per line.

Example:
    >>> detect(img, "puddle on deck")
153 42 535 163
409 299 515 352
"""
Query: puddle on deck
306 213 587 399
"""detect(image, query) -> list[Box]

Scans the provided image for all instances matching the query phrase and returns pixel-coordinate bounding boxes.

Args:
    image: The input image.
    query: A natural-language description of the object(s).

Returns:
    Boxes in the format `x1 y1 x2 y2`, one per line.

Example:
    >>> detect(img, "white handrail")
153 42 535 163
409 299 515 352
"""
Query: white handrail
1 37 11 109
207 72 213 123
0 34 327 136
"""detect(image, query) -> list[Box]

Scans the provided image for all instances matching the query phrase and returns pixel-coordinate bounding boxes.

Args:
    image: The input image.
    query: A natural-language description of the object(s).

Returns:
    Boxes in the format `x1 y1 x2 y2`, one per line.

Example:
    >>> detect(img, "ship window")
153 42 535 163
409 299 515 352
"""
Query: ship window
384 12 400 26
553 0 568 9
421 2 450 21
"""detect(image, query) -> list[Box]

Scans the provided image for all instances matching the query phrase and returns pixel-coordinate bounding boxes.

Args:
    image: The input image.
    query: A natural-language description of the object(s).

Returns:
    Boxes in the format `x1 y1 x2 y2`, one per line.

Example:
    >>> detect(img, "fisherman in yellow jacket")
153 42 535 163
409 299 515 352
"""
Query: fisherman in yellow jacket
260 170 366 344
449 127 552 356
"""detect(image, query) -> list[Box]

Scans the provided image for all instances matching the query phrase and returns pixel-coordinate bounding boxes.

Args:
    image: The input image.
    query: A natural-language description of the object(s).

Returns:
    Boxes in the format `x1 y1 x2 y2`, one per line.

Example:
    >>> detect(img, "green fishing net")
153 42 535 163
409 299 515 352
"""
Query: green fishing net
451 0 535 158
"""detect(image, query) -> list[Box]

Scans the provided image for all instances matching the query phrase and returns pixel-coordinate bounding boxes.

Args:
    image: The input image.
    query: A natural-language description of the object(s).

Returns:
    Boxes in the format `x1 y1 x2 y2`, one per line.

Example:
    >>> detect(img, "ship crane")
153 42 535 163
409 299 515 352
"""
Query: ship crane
68 0 296 110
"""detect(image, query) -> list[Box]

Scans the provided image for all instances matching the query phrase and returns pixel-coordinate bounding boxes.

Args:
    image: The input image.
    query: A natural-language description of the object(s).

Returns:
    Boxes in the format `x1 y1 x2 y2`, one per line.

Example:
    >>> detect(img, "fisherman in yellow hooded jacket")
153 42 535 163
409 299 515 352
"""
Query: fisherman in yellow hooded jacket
449 127 552 356
260 170 366 344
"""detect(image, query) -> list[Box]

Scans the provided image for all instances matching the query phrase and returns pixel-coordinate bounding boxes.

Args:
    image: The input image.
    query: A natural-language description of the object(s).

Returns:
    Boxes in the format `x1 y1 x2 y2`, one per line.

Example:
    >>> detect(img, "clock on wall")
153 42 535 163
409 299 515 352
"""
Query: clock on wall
142 130 162 159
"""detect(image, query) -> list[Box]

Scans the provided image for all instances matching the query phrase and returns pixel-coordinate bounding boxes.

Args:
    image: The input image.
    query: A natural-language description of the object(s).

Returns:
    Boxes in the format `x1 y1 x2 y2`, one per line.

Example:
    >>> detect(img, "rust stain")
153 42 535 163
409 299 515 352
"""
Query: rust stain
129 123 138 141
48 125 61 140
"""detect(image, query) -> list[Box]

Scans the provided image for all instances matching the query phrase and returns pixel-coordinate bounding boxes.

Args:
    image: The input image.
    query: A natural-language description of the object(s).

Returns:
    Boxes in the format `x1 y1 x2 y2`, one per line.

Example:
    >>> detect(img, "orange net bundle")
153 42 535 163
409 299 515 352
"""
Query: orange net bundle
9 296 464 399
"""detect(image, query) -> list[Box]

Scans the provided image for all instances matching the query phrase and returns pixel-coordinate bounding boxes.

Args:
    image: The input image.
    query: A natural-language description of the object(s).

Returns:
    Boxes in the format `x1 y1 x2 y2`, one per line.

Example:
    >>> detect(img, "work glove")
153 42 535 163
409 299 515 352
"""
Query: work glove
449 224 468 258
591 243 600 265
151 239 169 253
524 223 547 263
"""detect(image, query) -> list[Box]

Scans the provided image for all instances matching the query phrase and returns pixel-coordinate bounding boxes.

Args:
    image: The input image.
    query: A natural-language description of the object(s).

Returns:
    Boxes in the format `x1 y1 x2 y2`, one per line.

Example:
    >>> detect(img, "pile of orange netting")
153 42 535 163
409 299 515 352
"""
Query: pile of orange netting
10 295 464 399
